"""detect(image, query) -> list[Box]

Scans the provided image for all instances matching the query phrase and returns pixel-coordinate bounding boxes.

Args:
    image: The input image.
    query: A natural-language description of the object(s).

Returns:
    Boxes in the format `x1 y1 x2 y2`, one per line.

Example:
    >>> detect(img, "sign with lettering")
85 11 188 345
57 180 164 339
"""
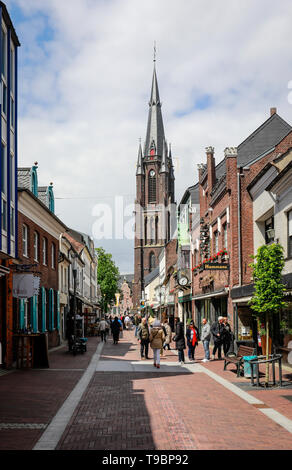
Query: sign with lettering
204 263 229 271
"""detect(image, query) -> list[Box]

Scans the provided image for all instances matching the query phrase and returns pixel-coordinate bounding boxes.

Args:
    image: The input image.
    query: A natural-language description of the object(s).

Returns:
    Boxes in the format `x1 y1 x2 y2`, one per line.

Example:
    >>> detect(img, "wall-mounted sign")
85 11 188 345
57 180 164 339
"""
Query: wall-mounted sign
204 263 229 271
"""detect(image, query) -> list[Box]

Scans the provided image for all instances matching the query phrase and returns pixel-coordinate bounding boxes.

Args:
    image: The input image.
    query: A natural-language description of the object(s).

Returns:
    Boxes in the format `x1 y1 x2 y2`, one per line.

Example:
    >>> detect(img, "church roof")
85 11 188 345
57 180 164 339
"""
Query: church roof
143 66 166 158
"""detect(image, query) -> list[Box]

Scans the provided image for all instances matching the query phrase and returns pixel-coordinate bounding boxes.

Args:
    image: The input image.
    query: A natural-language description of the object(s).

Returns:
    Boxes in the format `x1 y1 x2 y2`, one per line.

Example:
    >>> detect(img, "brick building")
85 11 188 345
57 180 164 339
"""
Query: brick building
192 109 292 343
133 63 176 311
15 165 67 350
0 3 20 368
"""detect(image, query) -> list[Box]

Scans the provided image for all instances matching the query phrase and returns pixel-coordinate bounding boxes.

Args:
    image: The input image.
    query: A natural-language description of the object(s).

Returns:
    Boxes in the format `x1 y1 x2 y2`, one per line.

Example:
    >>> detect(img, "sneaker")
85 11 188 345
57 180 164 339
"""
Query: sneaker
201 358 208 362
211 354 215 360
180 361 184 366
156 364 160 369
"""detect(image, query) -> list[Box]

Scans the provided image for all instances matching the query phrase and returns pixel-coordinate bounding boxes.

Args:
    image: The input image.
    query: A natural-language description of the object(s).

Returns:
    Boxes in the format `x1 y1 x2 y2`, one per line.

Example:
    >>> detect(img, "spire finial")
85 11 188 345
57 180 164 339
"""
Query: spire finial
153 41 157 63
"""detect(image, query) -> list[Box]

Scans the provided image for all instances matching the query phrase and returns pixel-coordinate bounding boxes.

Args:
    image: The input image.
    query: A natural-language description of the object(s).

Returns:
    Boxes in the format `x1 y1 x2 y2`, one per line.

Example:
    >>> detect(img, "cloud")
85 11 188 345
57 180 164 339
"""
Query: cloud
5 0 292 272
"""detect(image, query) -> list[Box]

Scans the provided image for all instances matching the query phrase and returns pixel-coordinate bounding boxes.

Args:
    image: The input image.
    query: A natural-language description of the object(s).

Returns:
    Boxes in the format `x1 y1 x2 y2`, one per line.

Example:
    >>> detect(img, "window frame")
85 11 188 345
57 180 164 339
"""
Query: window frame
22 224 28 257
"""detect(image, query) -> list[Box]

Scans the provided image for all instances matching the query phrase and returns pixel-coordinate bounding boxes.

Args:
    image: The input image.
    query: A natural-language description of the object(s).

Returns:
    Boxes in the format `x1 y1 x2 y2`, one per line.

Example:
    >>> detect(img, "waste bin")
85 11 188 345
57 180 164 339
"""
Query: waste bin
243 356 257 378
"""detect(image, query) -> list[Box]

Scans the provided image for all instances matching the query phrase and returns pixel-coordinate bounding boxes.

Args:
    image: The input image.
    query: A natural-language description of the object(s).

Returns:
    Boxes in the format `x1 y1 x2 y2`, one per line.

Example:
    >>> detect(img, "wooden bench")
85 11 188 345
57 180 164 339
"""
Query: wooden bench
224 345 256 377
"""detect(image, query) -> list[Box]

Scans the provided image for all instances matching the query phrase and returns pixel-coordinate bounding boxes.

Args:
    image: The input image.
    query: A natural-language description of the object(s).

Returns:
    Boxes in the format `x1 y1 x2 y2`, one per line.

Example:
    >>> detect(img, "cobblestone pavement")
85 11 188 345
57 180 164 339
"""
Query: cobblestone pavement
56 329 292 451
0 329 292 450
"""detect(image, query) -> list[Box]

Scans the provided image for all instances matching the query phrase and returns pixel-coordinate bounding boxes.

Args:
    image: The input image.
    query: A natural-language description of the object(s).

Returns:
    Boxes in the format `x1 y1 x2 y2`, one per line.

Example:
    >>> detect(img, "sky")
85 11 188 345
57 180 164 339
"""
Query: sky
5 0 292 274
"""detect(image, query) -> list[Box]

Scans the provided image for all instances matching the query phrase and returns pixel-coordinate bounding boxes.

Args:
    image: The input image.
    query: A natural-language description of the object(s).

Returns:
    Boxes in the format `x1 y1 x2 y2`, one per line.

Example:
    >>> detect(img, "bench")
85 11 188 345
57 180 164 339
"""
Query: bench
224 345 256 377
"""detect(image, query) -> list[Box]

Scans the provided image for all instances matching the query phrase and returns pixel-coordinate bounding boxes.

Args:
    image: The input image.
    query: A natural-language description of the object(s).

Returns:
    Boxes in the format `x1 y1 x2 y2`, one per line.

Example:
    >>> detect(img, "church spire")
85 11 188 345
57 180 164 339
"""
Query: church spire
136 139 144 175
144 64 166 158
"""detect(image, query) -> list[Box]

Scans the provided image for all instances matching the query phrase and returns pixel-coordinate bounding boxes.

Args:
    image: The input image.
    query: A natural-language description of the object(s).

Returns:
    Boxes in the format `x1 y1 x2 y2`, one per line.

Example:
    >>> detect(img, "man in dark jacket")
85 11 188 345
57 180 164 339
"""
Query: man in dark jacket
137 317 150 359
222 317 232 355
174 317 186 365
211 316 224 360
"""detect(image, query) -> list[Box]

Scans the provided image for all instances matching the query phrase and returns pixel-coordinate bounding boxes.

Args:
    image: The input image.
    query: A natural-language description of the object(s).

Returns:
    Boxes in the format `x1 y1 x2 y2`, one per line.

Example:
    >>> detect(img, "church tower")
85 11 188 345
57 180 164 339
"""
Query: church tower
133 64 175 310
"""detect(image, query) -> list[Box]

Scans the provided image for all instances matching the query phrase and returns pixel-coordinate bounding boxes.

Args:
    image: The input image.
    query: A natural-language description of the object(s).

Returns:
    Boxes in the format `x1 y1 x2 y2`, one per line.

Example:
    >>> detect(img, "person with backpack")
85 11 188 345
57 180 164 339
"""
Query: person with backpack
149 319 165 369
137 317 150 359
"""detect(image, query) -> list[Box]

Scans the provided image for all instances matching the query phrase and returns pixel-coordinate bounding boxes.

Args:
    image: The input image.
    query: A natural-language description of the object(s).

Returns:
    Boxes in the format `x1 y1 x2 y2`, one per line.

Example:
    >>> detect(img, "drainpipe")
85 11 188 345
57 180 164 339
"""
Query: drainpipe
237 169 243 286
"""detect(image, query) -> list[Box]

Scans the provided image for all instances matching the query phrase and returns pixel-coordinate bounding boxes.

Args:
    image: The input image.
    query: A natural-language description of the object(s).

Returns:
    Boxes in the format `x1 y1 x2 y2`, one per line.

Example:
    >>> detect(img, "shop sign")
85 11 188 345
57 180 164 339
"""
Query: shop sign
204 263 229 271
13 274 35 298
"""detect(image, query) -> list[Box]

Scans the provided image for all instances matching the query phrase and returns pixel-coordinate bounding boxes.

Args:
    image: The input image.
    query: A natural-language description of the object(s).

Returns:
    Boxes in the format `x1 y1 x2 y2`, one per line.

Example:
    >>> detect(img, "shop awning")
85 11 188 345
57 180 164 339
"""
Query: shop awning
192 289 228 301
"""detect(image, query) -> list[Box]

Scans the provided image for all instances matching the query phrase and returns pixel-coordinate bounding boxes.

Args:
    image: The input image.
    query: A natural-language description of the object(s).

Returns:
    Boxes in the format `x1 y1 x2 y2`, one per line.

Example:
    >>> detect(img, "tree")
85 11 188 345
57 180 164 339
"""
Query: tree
249 243 286 385
96 247 120 314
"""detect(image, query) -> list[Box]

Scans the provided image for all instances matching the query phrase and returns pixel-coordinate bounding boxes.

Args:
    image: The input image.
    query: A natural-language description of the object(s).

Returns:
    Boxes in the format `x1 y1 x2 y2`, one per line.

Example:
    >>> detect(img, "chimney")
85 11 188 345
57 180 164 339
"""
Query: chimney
206 146 215 192
270 107 277 116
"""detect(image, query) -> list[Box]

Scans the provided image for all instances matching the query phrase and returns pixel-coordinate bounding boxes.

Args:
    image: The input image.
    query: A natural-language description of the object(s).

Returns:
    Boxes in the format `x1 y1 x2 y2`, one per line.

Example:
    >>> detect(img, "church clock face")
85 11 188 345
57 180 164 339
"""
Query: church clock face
149 170 155 177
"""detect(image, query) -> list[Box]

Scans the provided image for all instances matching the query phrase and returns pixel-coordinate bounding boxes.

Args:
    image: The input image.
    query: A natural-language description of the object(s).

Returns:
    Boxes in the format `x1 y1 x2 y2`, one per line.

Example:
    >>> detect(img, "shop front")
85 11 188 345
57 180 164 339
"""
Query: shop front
193 289 228 339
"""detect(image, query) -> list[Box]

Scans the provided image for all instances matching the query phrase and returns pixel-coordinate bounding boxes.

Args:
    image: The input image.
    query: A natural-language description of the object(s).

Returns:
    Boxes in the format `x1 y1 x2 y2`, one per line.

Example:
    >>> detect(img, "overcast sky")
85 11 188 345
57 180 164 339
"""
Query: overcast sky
5 0 292 274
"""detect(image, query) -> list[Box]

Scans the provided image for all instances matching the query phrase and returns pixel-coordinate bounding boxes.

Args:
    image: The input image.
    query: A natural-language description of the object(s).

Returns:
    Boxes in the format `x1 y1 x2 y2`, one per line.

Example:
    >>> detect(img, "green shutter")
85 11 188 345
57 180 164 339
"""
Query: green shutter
19 299 25 330
56 291 60 330
41 287 46 332
31 295 37 333
49 289 54 331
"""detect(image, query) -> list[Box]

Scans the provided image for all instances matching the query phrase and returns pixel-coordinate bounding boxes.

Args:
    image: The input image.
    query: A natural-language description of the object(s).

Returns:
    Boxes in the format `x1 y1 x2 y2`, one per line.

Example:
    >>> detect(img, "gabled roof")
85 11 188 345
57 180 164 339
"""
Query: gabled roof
144 266 159 287
17 168 31 190
237 113 291 167
201 112 291 191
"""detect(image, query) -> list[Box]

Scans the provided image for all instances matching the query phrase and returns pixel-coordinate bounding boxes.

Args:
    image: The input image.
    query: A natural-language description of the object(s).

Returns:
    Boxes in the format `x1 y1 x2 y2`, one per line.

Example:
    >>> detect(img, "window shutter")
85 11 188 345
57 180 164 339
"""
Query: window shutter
31 296 37 333
56 291 60 331
41 287 46 332
19 299 25 330
49 289 54 331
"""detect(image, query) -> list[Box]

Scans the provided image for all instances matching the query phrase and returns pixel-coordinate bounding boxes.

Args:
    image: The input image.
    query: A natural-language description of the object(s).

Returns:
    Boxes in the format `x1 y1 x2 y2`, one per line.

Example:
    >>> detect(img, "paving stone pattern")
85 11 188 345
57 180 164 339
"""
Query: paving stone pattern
0 330 292 450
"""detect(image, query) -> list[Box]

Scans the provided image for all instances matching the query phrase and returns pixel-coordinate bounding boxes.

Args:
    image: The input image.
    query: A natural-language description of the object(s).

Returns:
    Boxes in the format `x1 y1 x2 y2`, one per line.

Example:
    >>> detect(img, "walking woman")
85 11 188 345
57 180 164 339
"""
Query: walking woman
111 316 121 345
173 317 186 365
186 320 199 362
163 319 172 351
149 319 165 369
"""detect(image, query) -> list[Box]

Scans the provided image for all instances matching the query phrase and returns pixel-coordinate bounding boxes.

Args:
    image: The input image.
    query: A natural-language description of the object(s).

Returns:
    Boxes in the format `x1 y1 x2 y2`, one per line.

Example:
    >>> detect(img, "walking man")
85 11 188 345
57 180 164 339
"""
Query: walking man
211 316 224 360
222 317 232 356
99 317 107 342
137 317 150 359
201 318 211 362
173 317 186 365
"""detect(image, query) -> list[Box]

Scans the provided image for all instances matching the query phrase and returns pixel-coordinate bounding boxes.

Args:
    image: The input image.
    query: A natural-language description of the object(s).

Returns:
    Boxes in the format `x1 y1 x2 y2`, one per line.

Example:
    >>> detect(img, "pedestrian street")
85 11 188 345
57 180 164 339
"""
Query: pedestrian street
37 329 292 451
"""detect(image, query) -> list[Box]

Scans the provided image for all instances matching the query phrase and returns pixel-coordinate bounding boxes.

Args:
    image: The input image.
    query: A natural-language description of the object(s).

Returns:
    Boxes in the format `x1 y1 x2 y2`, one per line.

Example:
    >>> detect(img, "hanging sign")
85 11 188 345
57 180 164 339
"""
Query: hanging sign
204 263 229 271
13 274 35 298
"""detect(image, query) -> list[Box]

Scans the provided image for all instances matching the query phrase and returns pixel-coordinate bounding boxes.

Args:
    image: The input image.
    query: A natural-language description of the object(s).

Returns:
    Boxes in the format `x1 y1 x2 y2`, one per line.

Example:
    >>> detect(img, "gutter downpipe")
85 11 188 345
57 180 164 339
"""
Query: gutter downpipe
237 169 243 287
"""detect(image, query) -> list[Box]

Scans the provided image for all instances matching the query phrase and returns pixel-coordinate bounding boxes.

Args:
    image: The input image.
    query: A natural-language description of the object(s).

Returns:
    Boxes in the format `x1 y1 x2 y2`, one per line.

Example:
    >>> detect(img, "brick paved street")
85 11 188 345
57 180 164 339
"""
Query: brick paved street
0 329 292 450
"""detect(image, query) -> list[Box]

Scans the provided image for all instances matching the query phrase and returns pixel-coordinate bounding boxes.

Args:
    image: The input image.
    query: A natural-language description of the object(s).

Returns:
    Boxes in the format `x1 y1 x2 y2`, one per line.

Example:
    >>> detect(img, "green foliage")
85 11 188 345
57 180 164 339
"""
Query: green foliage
249 244 286 316
96 247 120 313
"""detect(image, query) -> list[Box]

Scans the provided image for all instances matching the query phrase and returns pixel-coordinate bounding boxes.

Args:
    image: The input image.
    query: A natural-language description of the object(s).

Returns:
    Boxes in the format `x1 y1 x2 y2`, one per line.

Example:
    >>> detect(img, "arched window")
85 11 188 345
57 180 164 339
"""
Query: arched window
150 217 155 245
155 216 159 244
148 170 156 203
149 252 156 272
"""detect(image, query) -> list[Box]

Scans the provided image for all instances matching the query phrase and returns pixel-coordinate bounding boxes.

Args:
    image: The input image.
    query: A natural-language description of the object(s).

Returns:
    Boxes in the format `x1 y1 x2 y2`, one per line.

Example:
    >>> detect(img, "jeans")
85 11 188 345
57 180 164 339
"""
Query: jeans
153 348 160 365
213 340 222 359
100 330 107 342
188 344 196 360
178 349 185 363
203 340 210 360
140 339 149 358
135 326 139 337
